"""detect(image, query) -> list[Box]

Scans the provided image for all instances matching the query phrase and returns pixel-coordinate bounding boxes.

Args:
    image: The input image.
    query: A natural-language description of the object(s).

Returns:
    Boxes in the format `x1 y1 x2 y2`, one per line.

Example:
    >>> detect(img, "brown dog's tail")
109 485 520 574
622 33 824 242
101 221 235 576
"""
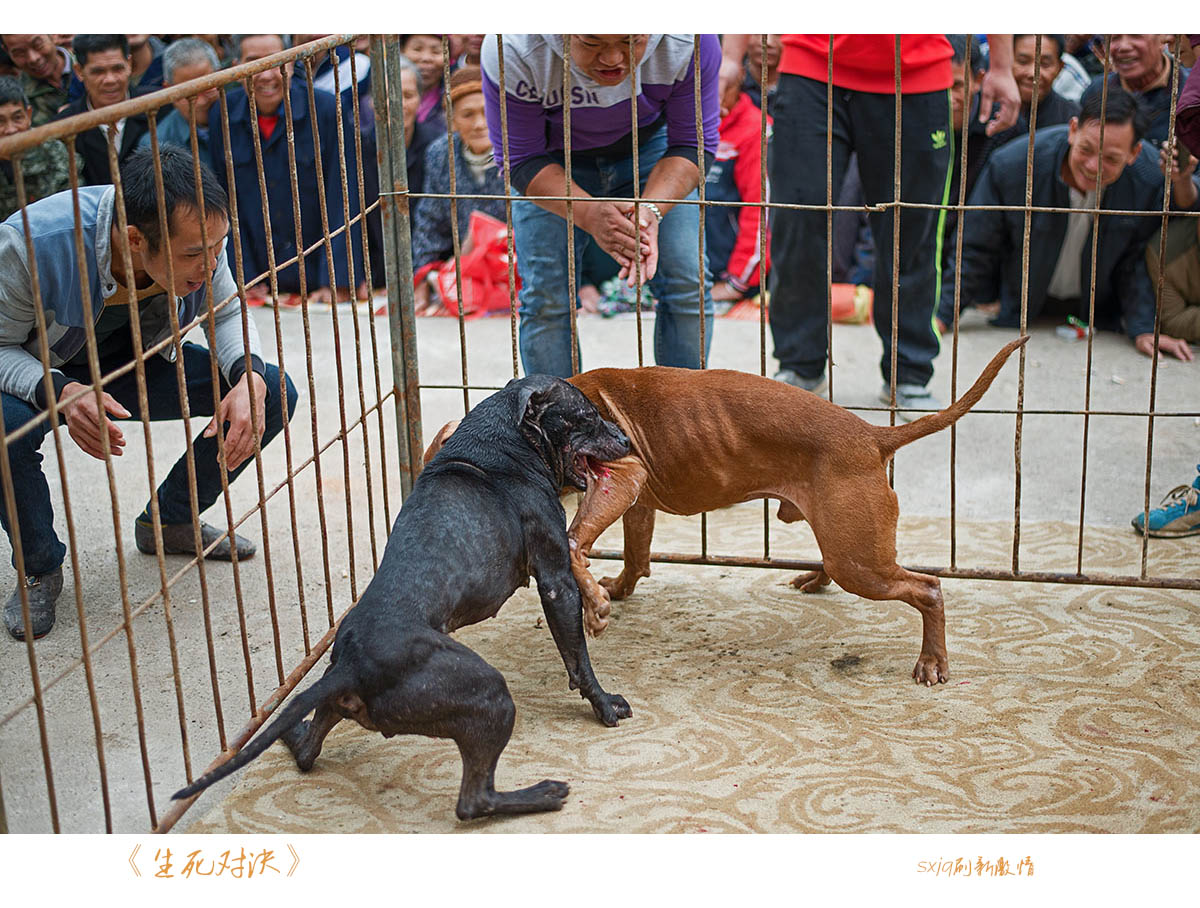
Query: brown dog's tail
874 335 1029 457
171 661 354 802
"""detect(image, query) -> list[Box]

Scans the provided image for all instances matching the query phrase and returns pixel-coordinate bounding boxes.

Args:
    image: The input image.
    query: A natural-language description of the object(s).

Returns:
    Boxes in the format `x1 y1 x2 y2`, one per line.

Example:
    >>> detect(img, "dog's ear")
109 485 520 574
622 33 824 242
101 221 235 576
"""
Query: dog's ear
514 375 562 428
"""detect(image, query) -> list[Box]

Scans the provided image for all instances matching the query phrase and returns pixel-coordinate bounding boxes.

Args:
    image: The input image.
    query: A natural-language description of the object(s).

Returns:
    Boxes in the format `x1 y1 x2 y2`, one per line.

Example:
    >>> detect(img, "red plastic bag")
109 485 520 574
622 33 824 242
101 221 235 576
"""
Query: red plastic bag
433 211 520 317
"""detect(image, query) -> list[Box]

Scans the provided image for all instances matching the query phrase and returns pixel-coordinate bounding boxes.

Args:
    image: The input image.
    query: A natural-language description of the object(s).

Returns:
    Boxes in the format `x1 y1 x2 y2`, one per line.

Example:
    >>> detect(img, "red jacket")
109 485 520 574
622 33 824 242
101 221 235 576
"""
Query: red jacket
781 35 953 94
705 93 772 291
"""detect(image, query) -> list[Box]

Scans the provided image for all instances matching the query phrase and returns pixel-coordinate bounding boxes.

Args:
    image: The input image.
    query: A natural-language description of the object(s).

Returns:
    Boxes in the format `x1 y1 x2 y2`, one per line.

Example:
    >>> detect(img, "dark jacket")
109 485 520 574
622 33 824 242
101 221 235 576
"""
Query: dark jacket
53 90 154 187
208 81 361 293
986 89 1080 150
941 124 1176 339
410 133 507 270
1093 61 1191 144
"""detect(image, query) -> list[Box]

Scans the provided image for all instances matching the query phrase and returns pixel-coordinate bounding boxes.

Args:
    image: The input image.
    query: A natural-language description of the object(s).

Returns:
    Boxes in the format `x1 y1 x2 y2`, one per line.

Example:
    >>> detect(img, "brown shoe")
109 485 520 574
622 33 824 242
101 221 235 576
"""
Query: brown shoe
134 519 256 561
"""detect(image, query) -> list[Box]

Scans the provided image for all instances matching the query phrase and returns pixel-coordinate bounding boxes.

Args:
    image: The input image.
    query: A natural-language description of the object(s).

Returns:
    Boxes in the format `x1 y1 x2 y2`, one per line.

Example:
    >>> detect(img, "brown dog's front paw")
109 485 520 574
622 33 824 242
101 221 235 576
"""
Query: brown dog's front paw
790 570 831 593
599 570 642 601
912 655 949 686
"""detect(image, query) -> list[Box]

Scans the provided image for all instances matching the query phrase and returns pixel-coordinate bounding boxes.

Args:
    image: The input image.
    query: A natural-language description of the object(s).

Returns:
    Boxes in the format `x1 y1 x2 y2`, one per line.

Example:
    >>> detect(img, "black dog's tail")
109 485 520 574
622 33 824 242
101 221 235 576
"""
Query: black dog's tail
172 661 354 801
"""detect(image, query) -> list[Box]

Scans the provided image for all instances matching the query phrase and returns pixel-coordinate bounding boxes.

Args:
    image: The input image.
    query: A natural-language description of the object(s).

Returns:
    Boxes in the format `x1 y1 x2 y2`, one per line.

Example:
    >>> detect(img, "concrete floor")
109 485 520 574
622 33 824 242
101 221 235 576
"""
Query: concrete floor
1 300 1196 832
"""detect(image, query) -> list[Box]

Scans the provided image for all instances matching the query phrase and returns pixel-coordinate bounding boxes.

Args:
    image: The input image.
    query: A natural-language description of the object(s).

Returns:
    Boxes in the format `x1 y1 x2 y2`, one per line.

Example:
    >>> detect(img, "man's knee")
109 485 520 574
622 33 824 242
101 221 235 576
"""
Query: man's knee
2 393 46 456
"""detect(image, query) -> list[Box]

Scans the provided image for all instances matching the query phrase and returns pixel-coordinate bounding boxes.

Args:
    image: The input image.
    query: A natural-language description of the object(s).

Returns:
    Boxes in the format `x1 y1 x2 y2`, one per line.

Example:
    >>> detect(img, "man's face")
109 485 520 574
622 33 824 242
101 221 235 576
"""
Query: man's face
132 209 229 295
949 59 980 131
166 59 218 123
400 67 420 138
1012 35 1063 106
238 35 288 116
451 91 490 155
1064 117 1141 192
745 34 781 80
4 34 62 82
126 34 150 52
459 34 485 60
569 35 649 86
0 102 32 141
402 35 443 89
76 48 132 109
1105 34 1167 85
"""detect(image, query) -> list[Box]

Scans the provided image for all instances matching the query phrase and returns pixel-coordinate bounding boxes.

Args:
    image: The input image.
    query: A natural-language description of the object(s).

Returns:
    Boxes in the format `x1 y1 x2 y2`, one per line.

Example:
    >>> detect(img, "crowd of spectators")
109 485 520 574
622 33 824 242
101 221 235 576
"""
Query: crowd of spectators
0 35 1197 633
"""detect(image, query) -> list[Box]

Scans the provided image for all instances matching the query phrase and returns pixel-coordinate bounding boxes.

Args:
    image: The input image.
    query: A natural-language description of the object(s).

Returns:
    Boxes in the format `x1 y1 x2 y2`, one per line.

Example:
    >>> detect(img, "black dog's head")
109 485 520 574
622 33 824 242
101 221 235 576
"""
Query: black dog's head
511 375 630 490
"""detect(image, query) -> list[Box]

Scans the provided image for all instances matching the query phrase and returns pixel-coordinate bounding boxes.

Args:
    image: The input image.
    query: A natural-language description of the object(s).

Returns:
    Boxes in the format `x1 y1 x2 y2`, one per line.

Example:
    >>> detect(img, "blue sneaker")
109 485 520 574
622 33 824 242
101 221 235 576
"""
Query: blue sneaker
1131 465 1200 538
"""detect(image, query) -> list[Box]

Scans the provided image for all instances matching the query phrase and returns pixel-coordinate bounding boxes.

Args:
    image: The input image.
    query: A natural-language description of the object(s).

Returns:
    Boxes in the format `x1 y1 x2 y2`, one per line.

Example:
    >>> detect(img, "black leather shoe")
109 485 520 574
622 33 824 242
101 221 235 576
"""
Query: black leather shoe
134 519 257 561
5 567 63 641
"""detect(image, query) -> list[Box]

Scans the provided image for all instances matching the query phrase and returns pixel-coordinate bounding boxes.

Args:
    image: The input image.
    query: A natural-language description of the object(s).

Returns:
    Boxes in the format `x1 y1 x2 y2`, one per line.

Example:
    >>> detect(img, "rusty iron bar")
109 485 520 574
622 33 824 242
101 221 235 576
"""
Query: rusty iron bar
0 35 354 160
761 34 773 560
120 114 194 784
1141 36 1186 580
329 49 381 570
1077 39 1114 575
437 37 473 415
693 36 710 561
182 101 230 750
71 131 158 829
377 35 423 496
885 37 902 486
561 35 581 377
393 188 1200 219
825 36 835 404
303 56 361 604
231 71 310 658
629 36 646 366
586 548 1200 591
279 60 339 630
347 49 392 557
494 36 521 379
214 84 264 714
10 151 113 829
947 37 974 571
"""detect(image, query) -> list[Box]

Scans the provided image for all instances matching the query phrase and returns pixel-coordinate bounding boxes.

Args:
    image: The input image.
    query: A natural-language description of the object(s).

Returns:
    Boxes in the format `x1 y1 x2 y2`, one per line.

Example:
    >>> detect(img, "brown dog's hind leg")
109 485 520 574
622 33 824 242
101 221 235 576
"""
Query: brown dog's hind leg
567 456 648 637
599 501 655 601
790 570 831 592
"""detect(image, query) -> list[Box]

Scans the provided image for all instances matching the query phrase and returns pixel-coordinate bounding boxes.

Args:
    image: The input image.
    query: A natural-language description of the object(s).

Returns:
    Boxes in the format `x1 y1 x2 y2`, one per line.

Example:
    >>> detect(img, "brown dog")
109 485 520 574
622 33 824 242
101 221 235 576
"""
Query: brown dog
425 336 1028 687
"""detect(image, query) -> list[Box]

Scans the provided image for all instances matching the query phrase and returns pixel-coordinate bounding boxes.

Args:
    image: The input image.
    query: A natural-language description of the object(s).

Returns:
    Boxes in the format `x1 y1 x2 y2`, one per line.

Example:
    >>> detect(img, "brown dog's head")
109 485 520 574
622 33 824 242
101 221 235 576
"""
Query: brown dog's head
512 375 630 490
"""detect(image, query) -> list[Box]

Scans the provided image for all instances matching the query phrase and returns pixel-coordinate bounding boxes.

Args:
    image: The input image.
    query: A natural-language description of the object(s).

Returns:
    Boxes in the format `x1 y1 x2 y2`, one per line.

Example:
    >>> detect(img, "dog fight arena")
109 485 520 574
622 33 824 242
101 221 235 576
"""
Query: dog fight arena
0 34 1197 846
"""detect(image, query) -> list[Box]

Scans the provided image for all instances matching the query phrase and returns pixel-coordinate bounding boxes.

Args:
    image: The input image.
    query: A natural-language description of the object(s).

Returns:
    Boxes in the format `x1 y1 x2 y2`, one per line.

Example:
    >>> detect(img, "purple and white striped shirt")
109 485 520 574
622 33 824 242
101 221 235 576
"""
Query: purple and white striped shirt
481 34 721 192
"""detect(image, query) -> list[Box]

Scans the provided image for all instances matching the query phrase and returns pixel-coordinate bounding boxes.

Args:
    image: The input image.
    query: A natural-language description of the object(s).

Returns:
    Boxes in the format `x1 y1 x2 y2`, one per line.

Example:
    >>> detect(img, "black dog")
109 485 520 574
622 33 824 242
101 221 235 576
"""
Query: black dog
173 375 631 819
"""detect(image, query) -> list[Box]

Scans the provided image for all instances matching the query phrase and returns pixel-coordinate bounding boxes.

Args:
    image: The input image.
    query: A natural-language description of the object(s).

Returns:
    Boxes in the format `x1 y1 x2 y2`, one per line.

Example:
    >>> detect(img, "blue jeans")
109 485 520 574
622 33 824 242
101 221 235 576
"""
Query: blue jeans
512 130 714 377
1 342 298 575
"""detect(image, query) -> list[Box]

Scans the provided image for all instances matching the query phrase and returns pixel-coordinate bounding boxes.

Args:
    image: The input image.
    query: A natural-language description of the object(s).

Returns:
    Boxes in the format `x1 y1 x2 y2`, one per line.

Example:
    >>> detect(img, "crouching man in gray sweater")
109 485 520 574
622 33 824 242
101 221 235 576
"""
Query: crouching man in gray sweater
0 145 297 640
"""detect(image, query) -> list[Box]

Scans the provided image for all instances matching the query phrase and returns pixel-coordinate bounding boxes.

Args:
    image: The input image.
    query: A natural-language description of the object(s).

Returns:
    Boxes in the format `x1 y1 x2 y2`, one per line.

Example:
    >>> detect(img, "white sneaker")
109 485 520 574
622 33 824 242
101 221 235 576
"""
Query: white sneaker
879 383 943 422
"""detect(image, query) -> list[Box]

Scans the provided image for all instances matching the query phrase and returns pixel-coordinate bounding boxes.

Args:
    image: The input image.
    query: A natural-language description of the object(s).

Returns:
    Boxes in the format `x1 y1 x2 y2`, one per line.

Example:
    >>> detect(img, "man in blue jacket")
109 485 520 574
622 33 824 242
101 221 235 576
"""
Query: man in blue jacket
0 147 298 640
940 84 1195 361
209 34 361 303
137 38 221 170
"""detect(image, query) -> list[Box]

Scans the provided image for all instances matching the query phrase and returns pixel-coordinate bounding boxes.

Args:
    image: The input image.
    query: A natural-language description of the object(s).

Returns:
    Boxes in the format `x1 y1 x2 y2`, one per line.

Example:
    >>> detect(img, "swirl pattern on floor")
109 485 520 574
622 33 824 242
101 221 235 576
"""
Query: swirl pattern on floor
189 512 1199 833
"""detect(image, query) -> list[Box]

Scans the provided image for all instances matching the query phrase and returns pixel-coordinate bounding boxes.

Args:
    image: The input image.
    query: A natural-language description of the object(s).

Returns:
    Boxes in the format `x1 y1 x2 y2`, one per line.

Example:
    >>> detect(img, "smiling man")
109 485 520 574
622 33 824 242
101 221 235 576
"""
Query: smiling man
482 33 720 378
53 35 152 186
1091 34 1190 143
0 34 73 125
941 84 1196 362
0 146 298 640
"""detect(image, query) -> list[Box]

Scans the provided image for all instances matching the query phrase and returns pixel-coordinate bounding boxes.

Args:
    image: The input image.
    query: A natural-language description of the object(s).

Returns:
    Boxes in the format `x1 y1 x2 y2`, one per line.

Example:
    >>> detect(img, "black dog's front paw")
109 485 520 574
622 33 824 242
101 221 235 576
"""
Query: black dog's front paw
590 692 633 727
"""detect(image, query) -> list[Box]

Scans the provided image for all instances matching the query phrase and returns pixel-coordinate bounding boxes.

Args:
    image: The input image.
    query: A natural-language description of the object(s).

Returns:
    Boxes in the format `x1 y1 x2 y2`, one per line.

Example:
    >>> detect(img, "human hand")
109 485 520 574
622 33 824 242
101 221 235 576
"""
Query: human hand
1159 142 1198 206
711 280 743 302
1135 332 1194 361
978 66 1020 136
59 381 130 459
718 56 745 118
205 372 267 472
577 200 653 277
615 203 660 285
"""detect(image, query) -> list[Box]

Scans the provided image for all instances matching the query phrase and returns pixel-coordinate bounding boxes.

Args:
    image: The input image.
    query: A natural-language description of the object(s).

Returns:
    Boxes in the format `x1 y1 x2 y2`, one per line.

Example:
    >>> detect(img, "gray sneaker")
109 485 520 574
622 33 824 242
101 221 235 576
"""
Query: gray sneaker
775 368 828 395
5 566 64 641
879 383 943 422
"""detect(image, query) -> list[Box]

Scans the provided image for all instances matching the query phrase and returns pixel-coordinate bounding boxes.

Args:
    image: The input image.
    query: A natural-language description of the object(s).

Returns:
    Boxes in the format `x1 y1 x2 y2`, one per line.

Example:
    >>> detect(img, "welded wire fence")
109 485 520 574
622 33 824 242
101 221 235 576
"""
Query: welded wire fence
0 33 1196 834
